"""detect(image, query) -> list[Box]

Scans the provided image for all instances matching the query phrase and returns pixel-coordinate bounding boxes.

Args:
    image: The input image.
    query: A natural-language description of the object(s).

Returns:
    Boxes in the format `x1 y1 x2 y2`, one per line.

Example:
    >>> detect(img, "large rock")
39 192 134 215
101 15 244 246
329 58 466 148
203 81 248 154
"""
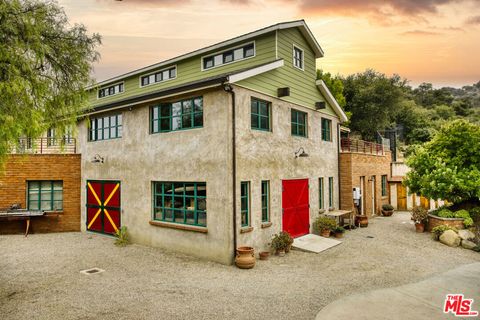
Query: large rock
458 229 476 241
439 230 461 247
461 240 477 250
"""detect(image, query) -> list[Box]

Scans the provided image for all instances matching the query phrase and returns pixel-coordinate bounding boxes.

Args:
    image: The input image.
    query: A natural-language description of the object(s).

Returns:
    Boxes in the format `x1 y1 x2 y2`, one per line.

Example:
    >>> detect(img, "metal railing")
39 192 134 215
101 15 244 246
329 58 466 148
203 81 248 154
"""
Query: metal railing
340 138 384 155
12 137 77 154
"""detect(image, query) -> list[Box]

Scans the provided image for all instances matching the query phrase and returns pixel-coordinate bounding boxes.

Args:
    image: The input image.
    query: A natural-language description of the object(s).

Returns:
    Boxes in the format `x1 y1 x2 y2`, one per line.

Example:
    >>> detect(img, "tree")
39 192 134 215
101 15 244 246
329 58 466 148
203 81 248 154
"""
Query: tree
342 69 408 140
316 69 346 107
0 0 100 163
405 120 480 206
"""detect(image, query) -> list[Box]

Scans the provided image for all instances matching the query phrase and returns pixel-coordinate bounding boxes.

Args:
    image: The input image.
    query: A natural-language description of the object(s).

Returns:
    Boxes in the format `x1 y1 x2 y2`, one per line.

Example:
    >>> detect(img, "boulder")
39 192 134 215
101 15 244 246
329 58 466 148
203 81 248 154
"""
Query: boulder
458 229 476 241
461 240 477 250
439 230 461 247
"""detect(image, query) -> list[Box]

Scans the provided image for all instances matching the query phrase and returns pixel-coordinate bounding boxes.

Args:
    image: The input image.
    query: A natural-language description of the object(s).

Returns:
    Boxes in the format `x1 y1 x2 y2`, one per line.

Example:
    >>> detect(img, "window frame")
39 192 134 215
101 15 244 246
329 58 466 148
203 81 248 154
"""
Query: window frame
261 180 270 223
97 81 125 99
88 113 123 142
251 98 271 132
240 181 250 227
321 118 332 142
291 109 308 137
150 96 203 134
328 177 334 209
201 41 256 71
319 177 324 210
152 181 207 227
292 45 304 71
381 175 388 197
27 180 63 211
139 65 177 88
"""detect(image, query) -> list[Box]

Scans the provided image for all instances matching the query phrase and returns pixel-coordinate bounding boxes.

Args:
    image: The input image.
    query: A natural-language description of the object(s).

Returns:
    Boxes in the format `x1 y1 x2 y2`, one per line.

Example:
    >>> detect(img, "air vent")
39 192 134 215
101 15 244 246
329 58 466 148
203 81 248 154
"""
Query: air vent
277 87 290 97
315 101 326 110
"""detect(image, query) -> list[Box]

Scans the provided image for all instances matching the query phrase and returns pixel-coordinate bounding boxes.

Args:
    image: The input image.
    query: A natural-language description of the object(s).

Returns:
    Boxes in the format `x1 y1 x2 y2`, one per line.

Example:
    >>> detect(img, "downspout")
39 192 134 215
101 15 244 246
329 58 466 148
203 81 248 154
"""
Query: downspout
337 123 341 210
223 83 237 263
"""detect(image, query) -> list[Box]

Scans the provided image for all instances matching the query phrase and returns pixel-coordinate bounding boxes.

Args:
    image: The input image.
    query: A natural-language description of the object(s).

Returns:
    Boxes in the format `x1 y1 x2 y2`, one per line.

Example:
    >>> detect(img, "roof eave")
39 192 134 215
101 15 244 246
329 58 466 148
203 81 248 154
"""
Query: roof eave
316 80 348 123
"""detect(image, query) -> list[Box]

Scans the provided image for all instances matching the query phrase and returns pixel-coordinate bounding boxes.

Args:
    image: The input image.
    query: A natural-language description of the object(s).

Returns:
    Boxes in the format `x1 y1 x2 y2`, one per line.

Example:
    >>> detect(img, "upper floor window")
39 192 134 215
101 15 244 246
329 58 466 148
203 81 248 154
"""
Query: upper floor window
321 118 332 141
293 46 304 70
28 181 63 211
203 42 255 70
140 66 176 87
251 98 271 131
151 97 203 133
291 109 307 137
89 114 122 141
98 82 124 98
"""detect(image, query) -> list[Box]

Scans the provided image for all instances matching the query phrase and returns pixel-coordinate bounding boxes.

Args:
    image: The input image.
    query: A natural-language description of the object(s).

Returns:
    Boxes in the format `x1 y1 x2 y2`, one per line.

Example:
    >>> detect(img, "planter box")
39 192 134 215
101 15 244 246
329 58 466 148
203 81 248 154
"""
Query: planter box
427 214 464 232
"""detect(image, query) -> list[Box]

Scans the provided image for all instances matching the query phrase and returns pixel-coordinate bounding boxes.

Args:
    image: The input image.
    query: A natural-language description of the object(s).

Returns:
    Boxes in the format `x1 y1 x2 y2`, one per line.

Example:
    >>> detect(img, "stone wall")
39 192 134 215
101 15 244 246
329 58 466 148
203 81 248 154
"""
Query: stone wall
427 214 465 232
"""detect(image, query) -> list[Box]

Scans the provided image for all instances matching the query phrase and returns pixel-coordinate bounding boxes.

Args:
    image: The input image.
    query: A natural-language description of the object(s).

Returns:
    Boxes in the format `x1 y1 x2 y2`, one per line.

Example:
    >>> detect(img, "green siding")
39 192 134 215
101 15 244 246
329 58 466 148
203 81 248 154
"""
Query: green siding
89 33 277 108
237 28 335 116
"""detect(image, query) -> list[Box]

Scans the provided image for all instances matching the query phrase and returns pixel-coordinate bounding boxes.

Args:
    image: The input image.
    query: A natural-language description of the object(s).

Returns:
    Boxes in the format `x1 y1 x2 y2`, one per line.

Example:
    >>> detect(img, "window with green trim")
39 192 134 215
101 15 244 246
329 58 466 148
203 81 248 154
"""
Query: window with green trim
151 97 203 133
319 177 324 209
328 177 334 208
261 180 269 222
321 118 332 141
89 114 122 141
27 181 63 211
381 175 387 197
251 98 271 131
240 181 250 227
152 182 207 227
291 109 307 137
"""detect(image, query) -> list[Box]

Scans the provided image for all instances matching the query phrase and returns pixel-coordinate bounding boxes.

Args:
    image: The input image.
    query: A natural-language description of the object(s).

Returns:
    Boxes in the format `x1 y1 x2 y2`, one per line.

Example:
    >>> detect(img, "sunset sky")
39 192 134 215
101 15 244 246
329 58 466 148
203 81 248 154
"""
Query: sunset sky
58 0 480 88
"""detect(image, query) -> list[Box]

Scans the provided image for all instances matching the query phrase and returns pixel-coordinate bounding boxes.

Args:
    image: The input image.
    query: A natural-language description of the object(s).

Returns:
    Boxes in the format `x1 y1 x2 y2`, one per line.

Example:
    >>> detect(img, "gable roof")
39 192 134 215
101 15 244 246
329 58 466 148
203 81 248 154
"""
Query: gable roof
316 80 349 123
92 20 323 88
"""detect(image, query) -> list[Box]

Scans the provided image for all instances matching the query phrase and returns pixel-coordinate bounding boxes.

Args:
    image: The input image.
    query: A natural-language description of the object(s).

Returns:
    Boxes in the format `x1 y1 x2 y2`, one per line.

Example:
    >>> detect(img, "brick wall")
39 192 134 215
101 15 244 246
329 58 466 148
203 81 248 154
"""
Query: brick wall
0 154 81 234
340 151 392 217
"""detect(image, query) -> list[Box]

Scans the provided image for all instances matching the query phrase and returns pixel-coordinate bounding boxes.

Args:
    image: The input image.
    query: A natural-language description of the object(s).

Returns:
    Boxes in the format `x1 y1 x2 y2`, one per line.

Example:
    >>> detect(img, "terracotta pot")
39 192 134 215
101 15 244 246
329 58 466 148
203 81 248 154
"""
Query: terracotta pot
285 244 292 253
415 222 425 233
320 229 331 237
382 210 394 217
277 249 286 257
235 246 255 269
357 215 368 227
259 251 270 260
334 232 344 238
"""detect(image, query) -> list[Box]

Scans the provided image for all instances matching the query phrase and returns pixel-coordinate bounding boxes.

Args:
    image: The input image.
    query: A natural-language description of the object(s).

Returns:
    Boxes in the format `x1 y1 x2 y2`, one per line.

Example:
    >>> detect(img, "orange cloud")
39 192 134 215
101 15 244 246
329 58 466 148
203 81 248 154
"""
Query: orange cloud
465 15 480 25
400 30 442 36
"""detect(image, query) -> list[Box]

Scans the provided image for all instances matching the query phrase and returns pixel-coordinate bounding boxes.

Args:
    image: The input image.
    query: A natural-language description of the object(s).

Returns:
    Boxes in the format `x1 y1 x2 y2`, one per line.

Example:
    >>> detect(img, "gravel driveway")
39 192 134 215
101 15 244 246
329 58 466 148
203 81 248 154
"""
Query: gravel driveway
1 212 479 320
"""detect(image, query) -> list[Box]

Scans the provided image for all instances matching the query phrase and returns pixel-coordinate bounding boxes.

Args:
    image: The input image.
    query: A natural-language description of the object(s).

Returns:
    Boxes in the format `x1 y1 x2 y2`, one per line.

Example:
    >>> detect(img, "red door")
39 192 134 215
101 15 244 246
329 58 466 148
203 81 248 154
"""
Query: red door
86 180 121 235
282 179 310 238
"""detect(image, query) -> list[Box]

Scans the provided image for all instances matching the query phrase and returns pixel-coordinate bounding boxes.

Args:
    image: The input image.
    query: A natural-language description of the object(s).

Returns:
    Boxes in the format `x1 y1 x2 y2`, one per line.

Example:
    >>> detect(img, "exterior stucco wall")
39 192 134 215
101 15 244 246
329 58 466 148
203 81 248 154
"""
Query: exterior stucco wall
79 89 234 264
232 85 340 254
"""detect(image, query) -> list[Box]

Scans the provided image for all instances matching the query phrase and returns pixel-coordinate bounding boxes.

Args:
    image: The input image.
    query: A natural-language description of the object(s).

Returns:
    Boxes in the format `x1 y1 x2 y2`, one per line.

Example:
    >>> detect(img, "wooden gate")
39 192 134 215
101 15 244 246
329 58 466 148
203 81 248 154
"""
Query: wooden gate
420 196 430 210
397 184 407 210
282 179 309 238
86 180 121 235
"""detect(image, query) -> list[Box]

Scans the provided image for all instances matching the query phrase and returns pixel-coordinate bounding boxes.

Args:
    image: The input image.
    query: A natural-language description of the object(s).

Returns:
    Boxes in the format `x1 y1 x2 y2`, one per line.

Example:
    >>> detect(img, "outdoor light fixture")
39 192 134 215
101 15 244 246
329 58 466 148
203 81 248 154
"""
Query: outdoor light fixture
91 154 104 163
294 147 309 158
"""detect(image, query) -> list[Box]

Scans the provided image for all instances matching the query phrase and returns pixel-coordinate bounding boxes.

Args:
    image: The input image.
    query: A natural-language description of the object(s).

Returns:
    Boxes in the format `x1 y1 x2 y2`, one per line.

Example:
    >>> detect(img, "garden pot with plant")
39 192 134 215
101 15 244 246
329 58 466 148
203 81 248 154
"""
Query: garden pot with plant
271 232 288 256
411 206 428 233
279 231 294 253
381 204 394 217
314 216 337 237
333 226 345 238
259 251 270 260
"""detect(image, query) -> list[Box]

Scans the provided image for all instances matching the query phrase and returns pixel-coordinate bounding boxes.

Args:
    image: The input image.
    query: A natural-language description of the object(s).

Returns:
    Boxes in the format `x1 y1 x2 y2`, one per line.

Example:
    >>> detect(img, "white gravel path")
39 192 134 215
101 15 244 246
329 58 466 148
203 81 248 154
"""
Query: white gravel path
1 212 479 320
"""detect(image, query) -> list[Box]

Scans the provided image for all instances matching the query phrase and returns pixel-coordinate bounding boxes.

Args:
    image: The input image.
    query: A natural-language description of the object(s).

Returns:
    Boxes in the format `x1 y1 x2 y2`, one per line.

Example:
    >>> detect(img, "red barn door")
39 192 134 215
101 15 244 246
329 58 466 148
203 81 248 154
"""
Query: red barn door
282 179 310 238
86 180 121 235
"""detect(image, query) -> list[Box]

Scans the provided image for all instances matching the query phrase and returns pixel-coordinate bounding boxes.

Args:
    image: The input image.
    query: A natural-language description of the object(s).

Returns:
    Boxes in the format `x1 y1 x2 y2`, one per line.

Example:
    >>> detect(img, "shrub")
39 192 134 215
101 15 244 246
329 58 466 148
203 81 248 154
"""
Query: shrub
334 226 345 233
382 204 394 211
271 233 289 251
454 209 473 228
114 226 129 247
437 208 454 218
431 225 457 240
469 207 480 222
411 206 428 223
279 231 294 246
314 216 337 232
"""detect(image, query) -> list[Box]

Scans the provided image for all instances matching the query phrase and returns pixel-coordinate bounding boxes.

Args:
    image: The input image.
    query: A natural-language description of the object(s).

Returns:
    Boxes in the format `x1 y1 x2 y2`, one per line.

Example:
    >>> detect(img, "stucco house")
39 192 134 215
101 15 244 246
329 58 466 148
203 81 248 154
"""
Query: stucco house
78 20 348 264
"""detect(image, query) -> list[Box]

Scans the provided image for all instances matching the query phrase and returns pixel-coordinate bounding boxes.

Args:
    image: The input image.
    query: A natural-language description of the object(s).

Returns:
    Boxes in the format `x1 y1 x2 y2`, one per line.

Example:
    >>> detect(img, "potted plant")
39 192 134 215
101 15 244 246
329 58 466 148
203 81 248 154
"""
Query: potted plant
314 216 337 237
381 204 394 217
259 251 270 260
356 214 368 227
333 226 345 238
411 206 428 233
280 231 294 253
271 233 288 256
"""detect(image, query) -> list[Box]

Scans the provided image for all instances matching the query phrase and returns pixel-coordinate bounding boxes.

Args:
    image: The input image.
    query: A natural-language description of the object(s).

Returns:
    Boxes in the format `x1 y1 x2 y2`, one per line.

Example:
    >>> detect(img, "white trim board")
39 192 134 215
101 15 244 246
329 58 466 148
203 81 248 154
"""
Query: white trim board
316 80 349 123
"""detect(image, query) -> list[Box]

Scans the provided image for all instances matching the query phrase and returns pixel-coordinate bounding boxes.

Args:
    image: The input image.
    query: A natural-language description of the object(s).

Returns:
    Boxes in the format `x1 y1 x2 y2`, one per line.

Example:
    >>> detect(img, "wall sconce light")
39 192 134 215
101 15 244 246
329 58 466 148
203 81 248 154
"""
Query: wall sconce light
294 147 309 158
91 154 104 163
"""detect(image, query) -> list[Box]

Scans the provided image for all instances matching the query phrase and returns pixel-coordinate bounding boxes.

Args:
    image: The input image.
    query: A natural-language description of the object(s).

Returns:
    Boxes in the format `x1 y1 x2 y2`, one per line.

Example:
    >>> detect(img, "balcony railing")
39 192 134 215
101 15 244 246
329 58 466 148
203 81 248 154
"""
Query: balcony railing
12 137 77 154
340 138 384 155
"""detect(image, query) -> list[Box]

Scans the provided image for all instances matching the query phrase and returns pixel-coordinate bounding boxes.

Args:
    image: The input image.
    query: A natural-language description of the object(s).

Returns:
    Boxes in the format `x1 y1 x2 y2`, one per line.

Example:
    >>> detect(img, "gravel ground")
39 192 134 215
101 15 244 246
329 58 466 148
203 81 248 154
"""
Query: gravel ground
1 212 479 320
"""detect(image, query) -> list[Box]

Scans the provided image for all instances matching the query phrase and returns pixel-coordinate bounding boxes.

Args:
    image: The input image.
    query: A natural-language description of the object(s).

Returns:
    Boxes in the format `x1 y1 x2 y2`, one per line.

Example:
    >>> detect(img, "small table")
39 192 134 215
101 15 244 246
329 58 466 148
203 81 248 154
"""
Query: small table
324 210 354 229
0 210 45 237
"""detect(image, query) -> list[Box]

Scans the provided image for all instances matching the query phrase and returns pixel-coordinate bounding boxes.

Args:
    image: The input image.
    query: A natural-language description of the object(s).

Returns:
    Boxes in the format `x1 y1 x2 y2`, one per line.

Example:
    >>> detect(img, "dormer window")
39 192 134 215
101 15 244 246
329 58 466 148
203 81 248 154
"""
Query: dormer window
202 42 255 70
293 46 304 70
98 82 124 99
140 66 176 87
